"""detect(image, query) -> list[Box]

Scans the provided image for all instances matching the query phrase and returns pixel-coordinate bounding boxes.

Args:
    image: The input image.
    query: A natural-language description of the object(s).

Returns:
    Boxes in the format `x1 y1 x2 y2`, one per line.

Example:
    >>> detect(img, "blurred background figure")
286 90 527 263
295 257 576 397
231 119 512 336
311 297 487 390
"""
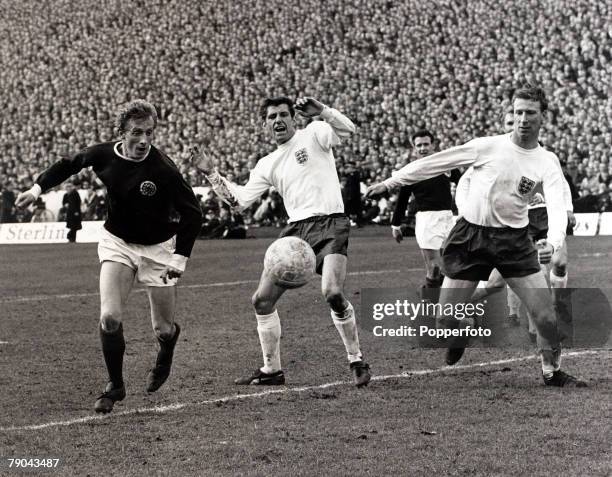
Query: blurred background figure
61 182 82 242
1 182 17 223
30 197 55 222
341 161 362 227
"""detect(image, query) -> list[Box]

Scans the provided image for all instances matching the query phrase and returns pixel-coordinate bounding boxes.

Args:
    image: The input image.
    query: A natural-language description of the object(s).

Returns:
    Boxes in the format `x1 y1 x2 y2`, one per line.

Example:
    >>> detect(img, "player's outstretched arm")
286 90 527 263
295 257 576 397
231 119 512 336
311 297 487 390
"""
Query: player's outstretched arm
15 187 40 209
189 146 271 209
190 146 239 207
383 143 479 190
17 150 93 209
542 160 568 252
365 182 389 199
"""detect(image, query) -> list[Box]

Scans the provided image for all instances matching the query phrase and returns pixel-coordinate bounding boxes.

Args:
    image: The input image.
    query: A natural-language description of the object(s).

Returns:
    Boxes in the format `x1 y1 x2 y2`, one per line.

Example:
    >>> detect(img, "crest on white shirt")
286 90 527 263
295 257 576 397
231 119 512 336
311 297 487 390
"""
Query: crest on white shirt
295 148 309 165
517 176 536 195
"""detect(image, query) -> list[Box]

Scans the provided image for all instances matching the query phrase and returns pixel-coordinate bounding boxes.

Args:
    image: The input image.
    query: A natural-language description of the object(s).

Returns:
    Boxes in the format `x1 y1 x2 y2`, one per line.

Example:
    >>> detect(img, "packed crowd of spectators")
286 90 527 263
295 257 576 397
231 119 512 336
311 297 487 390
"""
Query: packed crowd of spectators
1 0 610 228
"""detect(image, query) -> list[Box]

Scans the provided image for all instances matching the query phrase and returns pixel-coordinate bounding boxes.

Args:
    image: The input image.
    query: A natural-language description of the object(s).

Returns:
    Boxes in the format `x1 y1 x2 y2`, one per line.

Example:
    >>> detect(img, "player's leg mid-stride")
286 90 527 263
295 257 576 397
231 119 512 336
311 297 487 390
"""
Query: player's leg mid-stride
94 250 184 413
235 219 370 388
438 223 586 388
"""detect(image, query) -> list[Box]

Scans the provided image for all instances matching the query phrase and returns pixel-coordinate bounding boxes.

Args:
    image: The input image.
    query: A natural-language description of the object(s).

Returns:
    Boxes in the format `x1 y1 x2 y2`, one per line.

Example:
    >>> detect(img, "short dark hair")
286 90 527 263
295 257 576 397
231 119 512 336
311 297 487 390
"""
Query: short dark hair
259 96 295 121
512 84 548 113
411 129 434 145
115 99 158 135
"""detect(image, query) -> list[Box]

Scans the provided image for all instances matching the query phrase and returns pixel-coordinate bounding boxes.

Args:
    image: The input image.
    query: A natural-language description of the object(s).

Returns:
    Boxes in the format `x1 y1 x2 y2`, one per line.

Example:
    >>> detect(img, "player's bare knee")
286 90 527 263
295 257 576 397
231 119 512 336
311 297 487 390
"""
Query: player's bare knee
154 323 174 341
530 307 556 329
100 312 122 333
252 292 275 315
323 287 344 309
552 263 566 276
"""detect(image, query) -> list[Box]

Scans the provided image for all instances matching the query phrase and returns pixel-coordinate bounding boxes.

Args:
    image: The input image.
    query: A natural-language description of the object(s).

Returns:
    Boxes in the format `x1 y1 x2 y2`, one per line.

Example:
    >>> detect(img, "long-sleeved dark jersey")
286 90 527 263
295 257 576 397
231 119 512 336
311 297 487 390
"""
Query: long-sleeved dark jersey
391 169 462 227
36 142 203 257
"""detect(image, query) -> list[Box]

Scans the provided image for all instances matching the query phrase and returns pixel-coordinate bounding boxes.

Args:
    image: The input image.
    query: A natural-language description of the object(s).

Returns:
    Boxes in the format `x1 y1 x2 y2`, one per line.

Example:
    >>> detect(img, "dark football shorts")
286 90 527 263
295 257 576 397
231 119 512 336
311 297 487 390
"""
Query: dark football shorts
279 213 350 275
441 217 541 281
528 207 549 242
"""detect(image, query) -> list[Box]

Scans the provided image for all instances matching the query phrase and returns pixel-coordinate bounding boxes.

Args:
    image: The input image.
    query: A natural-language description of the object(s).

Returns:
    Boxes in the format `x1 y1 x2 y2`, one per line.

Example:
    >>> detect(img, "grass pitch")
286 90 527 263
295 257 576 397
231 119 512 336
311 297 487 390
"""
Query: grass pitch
0 230 611 476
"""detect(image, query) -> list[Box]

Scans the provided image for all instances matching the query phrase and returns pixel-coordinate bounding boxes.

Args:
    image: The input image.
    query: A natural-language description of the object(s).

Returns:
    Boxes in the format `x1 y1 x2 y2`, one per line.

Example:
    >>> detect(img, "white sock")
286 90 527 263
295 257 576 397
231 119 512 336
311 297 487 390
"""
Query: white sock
507 285 522 316
256 310 281 373
331 302 362 363
541 348 561 377
550 270 568 288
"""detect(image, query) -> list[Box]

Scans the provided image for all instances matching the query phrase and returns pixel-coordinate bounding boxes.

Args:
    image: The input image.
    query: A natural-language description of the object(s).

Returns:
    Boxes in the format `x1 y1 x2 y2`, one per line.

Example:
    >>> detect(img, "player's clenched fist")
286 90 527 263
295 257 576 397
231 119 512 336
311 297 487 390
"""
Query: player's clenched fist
294 97 325 117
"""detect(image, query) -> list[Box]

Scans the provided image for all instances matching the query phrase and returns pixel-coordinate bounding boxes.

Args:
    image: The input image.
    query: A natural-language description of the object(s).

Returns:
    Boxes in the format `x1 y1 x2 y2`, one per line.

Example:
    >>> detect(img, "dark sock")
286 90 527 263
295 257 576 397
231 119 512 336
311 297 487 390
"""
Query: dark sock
100 323 125 388
156 323 180 367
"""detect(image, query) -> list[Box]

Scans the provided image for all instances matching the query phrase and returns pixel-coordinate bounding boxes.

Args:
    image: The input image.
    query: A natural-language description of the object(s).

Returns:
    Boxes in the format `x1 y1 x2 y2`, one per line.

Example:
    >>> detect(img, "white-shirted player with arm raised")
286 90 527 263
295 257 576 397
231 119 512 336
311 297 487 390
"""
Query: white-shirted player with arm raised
367 85 585 387
192 96 370 387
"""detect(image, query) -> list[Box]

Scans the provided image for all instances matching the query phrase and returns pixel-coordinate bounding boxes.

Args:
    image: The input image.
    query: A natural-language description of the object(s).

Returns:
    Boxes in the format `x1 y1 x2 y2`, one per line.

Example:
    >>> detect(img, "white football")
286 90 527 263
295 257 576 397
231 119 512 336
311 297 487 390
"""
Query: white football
264 236 316 289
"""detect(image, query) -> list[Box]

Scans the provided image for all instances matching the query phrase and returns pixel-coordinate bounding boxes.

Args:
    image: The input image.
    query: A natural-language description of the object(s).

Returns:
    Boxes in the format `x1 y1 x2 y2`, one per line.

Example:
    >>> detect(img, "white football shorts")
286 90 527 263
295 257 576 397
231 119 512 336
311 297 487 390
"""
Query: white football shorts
97 228 178 287
415 210 454 250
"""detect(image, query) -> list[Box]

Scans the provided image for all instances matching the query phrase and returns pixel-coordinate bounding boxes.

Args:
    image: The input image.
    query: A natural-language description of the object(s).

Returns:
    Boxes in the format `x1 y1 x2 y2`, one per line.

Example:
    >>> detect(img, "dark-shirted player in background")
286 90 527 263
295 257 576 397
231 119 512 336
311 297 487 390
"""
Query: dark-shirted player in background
390 129 460 293
16 100 203 413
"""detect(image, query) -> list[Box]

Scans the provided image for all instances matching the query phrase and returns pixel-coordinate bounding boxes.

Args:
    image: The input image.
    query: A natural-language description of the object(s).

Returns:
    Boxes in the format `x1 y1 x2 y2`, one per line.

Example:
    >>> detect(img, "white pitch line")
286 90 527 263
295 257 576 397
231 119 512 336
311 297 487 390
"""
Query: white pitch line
1 249 609 305
2 248 610 304
576 252 612 258
0 268 413 304
0 349 605 433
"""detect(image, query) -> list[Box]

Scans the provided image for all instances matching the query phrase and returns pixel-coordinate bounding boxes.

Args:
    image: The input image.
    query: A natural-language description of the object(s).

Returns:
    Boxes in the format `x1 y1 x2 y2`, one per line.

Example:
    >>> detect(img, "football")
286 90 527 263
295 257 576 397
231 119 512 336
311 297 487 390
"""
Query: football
264 236 316 289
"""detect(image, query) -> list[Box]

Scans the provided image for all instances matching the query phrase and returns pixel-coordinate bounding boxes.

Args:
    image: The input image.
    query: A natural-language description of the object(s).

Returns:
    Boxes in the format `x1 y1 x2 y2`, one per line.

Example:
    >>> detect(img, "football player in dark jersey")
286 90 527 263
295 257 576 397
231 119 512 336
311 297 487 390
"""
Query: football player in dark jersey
16 100 203 413
390 129 461 292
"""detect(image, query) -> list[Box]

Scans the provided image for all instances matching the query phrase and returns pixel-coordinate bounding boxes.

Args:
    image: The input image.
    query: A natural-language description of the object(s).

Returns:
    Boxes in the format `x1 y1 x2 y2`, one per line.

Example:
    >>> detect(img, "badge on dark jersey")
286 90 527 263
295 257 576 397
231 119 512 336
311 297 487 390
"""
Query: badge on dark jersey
295 148 309 165
517 176 536 195
140 181 157 196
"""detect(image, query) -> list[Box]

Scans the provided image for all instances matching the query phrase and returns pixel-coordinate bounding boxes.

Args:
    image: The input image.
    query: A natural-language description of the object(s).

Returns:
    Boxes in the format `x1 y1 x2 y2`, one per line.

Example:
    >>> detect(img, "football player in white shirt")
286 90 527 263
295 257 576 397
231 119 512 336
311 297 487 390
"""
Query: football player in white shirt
367 85 585 387
192 96 370 387
463 110 575 338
